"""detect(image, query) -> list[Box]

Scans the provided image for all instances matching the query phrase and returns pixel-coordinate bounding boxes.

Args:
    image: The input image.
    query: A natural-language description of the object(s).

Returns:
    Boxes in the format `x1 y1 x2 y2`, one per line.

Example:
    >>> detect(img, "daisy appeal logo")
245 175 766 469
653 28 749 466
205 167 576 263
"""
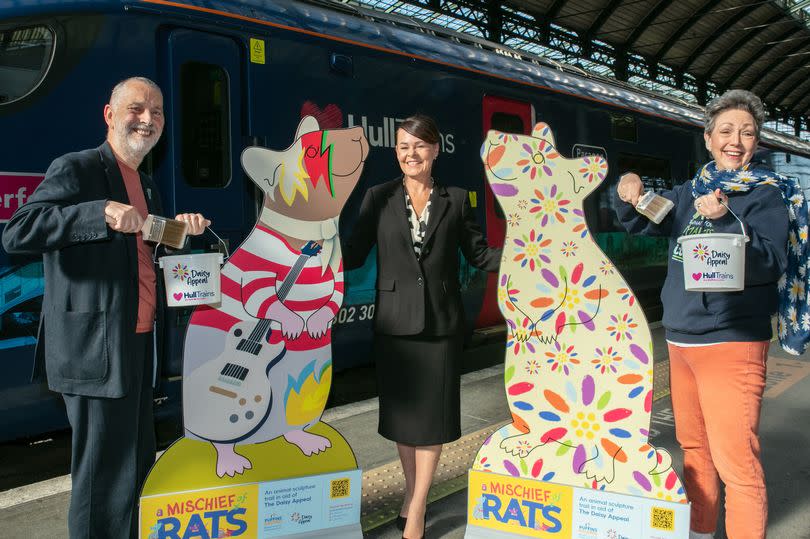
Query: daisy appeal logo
692 245 732 268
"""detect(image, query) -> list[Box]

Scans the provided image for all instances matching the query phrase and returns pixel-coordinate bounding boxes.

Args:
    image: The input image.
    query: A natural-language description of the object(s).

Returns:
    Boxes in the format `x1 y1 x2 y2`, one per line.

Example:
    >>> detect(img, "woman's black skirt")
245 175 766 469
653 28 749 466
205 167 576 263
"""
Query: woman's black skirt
374 333 463 446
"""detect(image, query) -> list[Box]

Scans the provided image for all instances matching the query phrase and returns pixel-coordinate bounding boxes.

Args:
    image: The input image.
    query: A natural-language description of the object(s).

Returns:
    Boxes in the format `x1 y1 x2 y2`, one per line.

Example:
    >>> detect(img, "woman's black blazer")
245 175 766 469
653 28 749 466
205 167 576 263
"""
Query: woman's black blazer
343 178 501 336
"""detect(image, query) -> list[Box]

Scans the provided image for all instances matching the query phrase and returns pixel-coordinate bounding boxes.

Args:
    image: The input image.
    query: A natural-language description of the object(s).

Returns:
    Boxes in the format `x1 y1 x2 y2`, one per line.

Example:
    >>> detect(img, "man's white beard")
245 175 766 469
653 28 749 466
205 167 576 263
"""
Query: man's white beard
115 122 158 164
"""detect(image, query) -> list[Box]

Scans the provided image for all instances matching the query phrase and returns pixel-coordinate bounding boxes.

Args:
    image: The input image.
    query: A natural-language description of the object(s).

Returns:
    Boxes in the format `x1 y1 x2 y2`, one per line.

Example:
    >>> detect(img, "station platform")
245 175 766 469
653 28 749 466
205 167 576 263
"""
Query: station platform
2 325 810 538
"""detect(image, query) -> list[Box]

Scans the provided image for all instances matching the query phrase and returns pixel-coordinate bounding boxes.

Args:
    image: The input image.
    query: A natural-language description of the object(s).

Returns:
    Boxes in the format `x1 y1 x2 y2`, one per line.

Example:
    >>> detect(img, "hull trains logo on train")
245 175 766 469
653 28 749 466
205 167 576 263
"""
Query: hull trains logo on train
468 121 688 537
347 113 455 153
140 116 369 538
0 173 43 223
299 99 455 153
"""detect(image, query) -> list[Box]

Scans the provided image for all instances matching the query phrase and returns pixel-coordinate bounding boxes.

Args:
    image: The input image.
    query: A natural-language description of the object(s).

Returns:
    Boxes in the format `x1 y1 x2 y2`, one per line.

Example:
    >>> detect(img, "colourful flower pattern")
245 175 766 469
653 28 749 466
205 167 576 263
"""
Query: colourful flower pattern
529 186 570 227
561 241 578 257
545 341 579 375
512 229 552 272
517 139 559 180
570 208 588 238
592 346 622 374
507 317 536 356
530 262 609 335
606 313 637 342
578 156 607 184
474 122 684 503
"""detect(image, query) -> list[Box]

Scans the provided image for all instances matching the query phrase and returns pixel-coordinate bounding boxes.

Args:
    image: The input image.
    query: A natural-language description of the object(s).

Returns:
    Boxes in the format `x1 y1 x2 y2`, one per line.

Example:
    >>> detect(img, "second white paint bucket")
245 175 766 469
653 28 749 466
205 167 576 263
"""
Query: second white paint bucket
677 201 748 292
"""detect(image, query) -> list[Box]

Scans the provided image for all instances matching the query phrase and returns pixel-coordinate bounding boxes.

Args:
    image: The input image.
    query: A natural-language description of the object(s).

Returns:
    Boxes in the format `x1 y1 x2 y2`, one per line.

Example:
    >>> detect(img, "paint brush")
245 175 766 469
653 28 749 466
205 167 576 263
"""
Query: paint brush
141 214 188 249
634 191 674 224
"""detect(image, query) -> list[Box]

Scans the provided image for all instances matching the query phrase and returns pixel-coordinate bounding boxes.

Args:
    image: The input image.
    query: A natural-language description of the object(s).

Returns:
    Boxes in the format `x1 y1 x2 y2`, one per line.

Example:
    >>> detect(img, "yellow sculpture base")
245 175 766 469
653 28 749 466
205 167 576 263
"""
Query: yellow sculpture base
142 421 358 496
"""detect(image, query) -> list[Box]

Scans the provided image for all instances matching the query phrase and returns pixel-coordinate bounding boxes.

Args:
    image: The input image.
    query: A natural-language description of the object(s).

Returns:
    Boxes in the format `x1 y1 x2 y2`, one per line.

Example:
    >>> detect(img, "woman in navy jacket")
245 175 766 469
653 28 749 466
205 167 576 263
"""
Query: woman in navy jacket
615 90 796 539
344 115 501 539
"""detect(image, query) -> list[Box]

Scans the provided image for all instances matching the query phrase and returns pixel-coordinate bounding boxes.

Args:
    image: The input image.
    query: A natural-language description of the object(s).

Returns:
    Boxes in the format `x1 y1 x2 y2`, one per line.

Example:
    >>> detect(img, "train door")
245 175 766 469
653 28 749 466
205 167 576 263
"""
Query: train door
160 29 245 377
163 29 244 231
475 96 533 328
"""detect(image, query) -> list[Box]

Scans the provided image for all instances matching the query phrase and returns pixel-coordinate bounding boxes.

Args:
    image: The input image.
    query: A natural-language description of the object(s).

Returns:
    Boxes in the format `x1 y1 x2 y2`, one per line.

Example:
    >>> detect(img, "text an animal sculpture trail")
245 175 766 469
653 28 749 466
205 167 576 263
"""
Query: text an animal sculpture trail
473 122 685 503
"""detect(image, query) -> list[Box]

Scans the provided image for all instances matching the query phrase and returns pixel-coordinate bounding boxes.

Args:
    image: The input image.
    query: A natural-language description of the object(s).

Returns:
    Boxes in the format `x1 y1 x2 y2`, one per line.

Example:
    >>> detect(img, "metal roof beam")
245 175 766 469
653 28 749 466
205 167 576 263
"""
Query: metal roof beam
363 0 810 124
779 79 810 112
723 23 801 88
624 0 675 48
790 0 810 12
748 36 810 93
486 0 502 42
654 0 723 63
547 0 568 19
615 47 629 80
791 91 810 116
762 56 810 103
692 14 783 80
540 0 569 43
682 3 762 71
782 75 810 111
583 0 624 41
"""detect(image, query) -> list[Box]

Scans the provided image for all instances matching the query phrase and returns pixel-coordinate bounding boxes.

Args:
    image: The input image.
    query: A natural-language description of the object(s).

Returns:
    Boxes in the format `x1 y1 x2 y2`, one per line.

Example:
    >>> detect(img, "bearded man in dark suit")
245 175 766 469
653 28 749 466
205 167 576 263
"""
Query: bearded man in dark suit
2 77 209 538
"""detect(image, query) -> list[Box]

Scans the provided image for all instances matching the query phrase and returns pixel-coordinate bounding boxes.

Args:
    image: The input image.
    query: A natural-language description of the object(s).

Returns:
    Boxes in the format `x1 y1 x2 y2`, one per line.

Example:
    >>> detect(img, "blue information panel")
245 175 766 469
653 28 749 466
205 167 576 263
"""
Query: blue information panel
258 469 362 537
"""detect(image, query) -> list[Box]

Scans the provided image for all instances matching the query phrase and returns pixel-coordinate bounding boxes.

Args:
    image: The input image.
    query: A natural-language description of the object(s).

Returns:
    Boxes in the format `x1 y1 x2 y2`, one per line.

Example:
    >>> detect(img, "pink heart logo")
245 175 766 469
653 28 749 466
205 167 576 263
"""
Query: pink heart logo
692 273 702 281
173 292 183 301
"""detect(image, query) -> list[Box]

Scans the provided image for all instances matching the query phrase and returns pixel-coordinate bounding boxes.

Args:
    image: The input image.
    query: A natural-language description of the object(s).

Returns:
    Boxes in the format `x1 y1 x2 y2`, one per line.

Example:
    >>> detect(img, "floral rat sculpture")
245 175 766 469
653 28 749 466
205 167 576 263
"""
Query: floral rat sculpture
473 122 685 502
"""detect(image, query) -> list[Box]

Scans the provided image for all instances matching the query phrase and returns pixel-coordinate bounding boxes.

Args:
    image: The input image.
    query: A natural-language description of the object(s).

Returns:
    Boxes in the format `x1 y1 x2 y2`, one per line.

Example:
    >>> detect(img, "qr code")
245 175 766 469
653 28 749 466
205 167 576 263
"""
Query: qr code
650 506 675 531
330 478 351 499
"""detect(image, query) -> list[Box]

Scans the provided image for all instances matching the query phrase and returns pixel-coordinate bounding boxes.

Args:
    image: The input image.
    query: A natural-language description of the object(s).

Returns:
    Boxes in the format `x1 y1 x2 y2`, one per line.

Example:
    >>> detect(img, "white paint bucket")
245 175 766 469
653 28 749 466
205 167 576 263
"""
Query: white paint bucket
159 252 224 307
677 203 748 292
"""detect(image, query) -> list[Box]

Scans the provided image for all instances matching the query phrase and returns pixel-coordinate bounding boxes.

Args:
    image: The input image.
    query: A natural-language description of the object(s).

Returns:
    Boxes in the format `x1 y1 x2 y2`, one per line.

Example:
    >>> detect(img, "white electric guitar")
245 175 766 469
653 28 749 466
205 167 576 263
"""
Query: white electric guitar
184 240 322 443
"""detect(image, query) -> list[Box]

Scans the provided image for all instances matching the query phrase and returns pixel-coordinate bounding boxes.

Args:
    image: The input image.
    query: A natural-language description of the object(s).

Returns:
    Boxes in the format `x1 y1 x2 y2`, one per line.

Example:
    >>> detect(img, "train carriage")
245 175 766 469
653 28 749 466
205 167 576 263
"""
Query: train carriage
2 0 809 441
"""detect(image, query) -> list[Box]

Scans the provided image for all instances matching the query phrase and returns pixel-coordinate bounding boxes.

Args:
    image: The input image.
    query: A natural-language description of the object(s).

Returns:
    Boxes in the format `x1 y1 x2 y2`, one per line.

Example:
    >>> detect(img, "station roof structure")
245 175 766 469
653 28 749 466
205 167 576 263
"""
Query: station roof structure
342 0 810 138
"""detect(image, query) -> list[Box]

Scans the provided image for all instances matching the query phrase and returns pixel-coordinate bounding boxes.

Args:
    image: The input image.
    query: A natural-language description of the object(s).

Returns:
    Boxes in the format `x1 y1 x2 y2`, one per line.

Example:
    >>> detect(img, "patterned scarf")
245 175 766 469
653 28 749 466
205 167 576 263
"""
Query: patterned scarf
689 161 810 355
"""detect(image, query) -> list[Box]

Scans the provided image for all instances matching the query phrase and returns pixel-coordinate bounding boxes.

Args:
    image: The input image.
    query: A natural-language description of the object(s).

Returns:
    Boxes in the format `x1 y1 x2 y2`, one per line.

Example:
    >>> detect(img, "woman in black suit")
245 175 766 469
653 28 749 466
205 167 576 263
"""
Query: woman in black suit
344 115 501 539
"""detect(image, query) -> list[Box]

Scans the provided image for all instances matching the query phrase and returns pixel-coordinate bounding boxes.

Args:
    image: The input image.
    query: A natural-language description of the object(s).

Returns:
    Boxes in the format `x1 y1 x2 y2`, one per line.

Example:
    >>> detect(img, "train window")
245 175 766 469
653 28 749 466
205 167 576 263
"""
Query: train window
0 263 44 344
0 25 54 105
759 150 810 196
593 152 671 277
490 112 524 134
617 153 671 190
595 153 670 235
610 113 637 142
0 296 42 343
180 62 231 188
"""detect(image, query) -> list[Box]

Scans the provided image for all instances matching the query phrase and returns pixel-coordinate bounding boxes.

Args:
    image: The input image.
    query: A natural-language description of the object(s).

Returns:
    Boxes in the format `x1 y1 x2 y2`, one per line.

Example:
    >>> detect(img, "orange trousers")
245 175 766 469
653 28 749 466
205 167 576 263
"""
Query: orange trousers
667 341 769 539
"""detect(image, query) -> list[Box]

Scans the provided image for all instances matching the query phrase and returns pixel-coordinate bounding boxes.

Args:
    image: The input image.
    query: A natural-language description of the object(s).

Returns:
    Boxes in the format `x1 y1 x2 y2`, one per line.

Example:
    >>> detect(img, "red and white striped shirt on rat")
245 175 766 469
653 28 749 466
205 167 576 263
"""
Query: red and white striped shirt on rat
190 225 343 351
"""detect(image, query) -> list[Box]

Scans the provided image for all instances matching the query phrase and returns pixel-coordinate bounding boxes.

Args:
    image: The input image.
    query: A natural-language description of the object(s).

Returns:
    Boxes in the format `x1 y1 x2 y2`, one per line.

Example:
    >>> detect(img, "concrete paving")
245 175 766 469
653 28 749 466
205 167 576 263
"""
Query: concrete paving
1 327 810 538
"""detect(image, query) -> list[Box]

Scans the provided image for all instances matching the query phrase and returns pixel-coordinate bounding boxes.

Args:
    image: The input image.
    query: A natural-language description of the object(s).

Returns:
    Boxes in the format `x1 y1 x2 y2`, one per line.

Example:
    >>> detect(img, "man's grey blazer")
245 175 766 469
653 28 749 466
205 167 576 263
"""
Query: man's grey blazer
2 141 166 398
